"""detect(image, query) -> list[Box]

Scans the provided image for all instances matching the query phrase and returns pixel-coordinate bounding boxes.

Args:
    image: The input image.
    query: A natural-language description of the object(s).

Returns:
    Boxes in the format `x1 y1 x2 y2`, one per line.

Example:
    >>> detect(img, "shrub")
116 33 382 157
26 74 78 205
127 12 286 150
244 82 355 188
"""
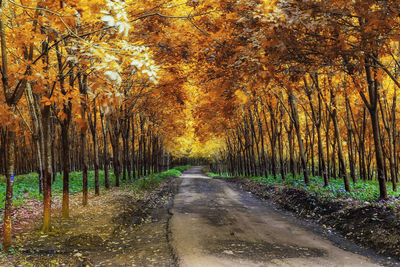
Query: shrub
158 169 181 179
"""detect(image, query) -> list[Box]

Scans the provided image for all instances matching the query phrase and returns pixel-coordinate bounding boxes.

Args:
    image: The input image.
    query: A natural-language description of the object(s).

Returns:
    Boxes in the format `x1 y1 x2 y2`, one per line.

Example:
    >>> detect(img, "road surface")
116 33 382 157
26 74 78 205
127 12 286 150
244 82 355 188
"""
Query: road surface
169 166 382 267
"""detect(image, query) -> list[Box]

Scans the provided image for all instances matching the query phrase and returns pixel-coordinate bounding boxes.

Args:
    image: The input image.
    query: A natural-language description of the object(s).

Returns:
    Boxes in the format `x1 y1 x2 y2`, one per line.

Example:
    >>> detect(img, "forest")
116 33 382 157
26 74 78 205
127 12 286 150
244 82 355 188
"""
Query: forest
1 0 400 265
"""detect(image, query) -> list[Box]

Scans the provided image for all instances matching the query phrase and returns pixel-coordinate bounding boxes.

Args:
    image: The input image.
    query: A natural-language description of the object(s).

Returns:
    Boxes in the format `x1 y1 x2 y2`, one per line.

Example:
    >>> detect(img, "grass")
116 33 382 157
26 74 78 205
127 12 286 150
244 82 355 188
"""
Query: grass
0 170 116 210
208 171 400 202
0 165 191 210
171 165 191 172
130 165 192 191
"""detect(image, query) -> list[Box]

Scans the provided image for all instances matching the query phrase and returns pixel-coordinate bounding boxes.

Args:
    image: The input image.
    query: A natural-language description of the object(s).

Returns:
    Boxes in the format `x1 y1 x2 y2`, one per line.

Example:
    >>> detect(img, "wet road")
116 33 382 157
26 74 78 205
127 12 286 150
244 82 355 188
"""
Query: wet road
170 166 382 267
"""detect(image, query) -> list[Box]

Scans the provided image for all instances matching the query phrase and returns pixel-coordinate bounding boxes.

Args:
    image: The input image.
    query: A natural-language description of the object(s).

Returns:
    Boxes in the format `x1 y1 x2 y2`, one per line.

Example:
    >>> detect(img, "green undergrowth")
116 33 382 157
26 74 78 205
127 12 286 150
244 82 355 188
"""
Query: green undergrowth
208 171 400 203
130 165 191 191
0 165 191 210
0 171 117 210
171 165 191 172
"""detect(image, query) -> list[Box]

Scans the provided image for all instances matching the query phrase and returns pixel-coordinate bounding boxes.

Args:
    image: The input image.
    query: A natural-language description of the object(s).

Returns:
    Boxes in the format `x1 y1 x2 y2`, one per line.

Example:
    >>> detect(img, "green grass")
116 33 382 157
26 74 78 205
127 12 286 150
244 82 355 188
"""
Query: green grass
208 172 400 202
171 165 192 172
0 170 117 210
130 165 193 191
131 168 183 191
0 165 190 210
207 172 230 178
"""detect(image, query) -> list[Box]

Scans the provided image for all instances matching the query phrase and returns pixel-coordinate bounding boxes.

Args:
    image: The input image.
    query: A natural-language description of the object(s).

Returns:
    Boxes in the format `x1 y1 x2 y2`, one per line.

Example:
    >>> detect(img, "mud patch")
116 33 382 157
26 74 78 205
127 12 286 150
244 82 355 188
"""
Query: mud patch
208 239 326 261
65 233 104 248
201 208 237 226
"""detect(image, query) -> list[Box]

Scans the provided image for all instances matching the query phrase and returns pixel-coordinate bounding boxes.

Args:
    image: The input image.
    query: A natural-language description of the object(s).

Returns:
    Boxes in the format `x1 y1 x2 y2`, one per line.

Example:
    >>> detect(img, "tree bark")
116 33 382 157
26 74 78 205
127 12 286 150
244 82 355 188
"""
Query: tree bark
88 99 100 196
288 89 309 185
78 73 88 205
100 110 110 189
363 55 387 199
3 130 15 251
330 90 350 192
41 105 52 233
61 124 70 218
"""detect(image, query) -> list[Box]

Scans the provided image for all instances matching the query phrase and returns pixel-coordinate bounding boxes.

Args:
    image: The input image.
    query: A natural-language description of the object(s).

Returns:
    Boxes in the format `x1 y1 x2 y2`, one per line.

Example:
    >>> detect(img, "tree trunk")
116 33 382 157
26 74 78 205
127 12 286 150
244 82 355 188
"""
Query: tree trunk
331 91 350 192
41 105 52 233
61 124 70 218
131 116 136 179
363 56 388 199
79 73 88 206
316 126 328 186
288 89 309 185
100 111 110 189
278 120 285 180
345 96 356 184
88 100 100 196
109 119 121 187
370 108 387 198
3 130 15 251
287 122 296 178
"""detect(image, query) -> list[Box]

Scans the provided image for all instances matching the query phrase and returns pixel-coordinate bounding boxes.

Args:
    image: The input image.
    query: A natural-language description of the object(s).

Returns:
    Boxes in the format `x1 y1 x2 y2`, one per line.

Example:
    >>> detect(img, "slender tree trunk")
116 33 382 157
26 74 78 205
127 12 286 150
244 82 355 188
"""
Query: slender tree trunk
41 105 52 233
249 108 261 176
109 120 121 187
288 89 309 185
25 83 44 193
331 91 350 191
61 124 70 218
391 93 397 190
51 122 56 183
93 130 100 196
3 130 15 251
122 135 127 180
364 56 387 199
370 108 387 198
345 96 356 184
286 121 296 178
316 126 328 186
311 124 315 176
325 109 331 182
78 73 88 206
379 98 397 191
100 111 110 189
332 137 337 179
257 112 267 177
81 131 88 206
278 120 285 180
88 100 100 196
361 109 367 180
131 116 136 179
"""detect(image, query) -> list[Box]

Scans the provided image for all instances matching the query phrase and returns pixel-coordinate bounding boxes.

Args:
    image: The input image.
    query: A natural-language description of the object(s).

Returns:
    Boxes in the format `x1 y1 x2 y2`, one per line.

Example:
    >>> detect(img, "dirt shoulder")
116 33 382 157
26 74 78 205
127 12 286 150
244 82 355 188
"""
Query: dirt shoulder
223 177 400 266
1 178 181 266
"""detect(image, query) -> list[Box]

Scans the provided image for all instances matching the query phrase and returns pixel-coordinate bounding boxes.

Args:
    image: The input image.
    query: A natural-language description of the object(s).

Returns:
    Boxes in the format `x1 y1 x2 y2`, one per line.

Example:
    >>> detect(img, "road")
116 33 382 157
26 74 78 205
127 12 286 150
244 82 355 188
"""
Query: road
169 166 382 267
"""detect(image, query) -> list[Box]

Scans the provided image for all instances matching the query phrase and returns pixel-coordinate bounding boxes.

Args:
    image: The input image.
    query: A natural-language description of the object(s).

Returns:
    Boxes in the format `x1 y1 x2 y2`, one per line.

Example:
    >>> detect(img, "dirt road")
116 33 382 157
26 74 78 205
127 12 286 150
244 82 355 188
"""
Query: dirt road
170 166 384 267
